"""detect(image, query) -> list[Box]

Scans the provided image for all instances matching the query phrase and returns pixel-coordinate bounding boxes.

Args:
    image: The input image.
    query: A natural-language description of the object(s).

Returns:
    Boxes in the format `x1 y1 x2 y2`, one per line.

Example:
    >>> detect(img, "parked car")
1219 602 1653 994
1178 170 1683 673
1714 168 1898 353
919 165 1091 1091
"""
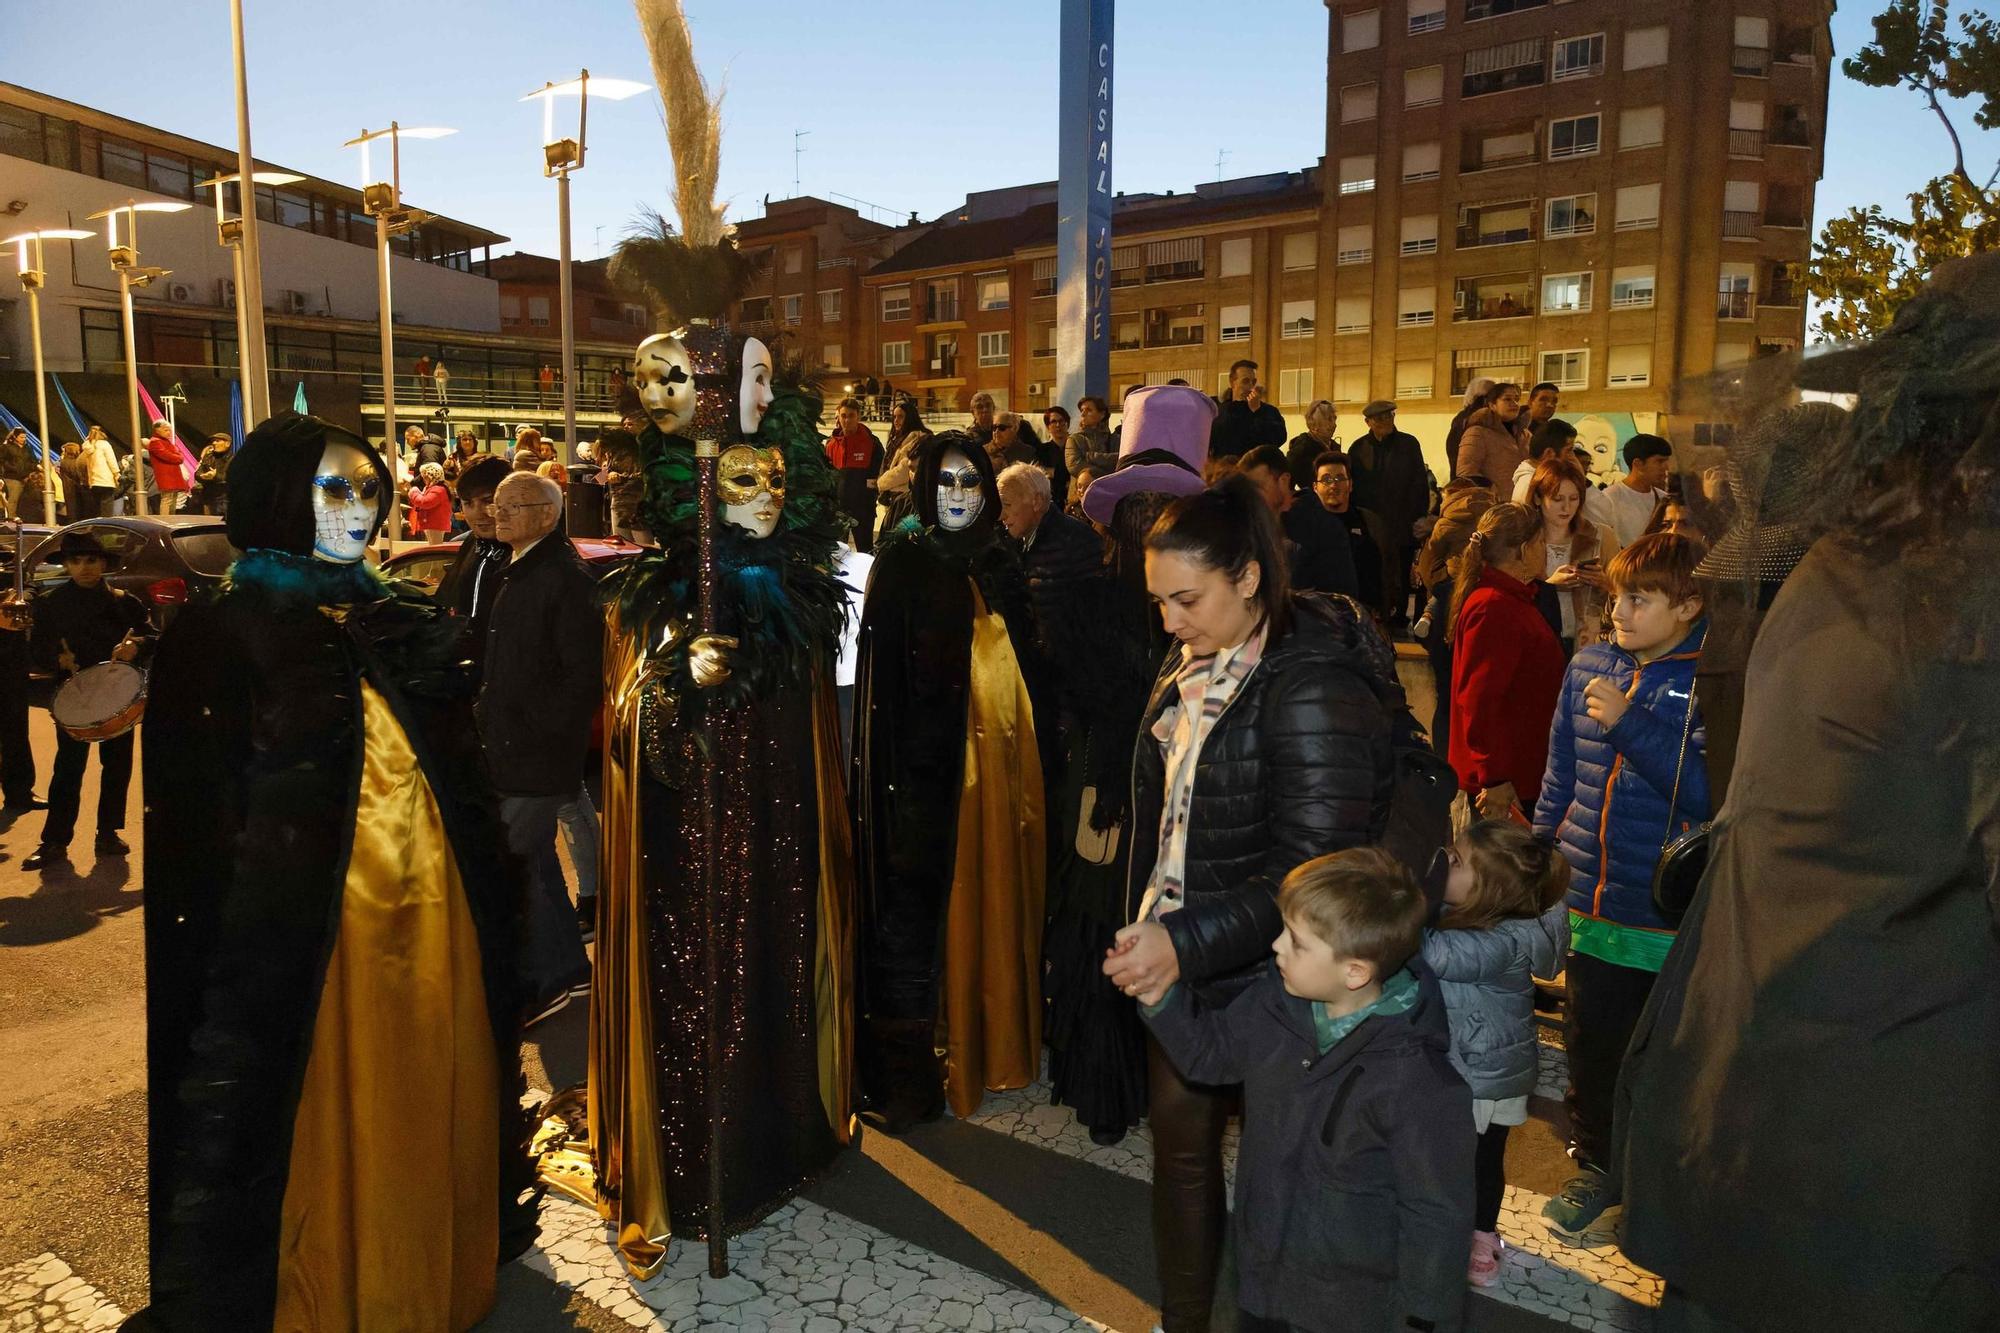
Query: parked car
25 515 239 635
382 534 644 591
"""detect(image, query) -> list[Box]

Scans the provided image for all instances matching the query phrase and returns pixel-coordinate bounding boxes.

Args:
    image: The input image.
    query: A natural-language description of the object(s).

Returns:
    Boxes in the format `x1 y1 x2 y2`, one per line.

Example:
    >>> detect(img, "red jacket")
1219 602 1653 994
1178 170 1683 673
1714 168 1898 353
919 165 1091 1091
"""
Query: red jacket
825 428 877 471
407 482 454 533
1448 566 1566 803
147 435 191 491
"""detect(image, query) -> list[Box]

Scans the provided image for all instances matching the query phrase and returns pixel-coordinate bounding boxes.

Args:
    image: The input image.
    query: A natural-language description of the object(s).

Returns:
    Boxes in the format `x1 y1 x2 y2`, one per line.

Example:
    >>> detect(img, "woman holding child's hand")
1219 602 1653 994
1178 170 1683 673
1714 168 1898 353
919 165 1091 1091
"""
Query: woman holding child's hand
1106 473 1403 1333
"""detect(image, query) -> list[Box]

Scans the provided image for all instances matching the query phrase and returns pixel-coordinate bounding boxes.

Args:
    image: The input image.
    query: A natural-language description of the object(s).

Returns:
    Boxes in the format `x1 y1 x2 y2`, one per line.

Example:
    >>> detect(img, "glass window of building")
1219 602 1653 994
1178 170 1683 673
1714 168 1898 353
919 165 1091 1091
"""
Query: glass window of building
1337 224 1373 264
1549 113 1601 160
1541 271 1595 314
1607 344 1652 387
1400 214 1440 255
1220 303 1252 342
1545 193 1597 237
1615 184 1661 231
977 272 1010 311
1395 358 1435 398
1553 34 1605 81
1281 299 1317 338
1611 265 1657 308
882 286 911 321
1397 286 1436 327
978 331 1010 366
1404 141 1442 182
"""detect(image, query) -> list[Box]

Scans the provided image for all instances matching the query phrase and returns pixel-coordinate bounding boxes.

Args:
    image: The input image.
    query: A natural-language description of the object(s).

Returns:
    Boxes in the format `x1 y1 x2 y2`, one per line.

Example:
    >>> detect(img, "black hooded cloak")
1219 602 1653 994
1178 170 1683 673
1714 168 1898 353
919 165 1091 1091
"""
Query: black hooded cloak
132 413 530 1331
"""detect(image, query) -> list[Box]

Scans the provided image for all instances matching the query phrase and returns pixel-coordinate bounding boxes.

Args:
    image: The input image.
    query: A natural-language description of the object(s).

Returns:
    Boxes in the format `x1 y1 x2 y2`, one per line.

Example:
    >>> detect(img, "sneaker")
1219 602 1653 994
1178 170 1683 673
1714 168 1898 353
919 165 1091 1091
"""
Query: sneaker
95 832 130 856
522 989 572 1029
1468 1229 1503 1287
575 895 597 945
1542 1168 1618 1240
21 844 68 871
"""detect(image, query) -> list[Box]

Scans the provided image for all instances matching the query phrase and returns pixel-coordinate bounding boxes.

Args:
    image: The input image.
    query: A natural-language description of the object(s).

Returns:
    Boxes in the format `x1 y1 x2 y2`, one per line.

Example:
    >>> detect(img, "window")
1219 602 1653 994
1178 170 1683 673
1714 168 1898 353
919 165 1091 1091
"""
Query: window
1409 0 1446 34
783 294 803 325
1620 105 1665 150
925 332 959 374
1282 233 1317 271
1452 345 1529 394
881 340 911 373
1111 245 1144 288
1734 15 1771 75
1341 82 1379 123
1729 99 1767 156
1456 199 1533 248
1715 341 1753 367
783 247 803 274
1332 367 1369 404
527 295 552 327
1398 286 1436 327
1401 213 1440 256
1341 8 1380 51
1724 179 1762 237
1549 113 1601 160
1454 273 1532 321
1279 368 1316 406
1281 299 1317 339
819 289 842 322
1115 317 1143 351
1767 182 1809 227
977 271 1010 311
1611 265 1656 309
1337 224 1373 265
923 278 959 321
1032 322 1057 356
1338 154 1377 195
1607 344 1652 387
1143 303 1205 347
1718 262 1757 319
1403 141 1442 182
821 344 845 369
1219 236 1253 277
1541 271 1594 314
1553 33 1605 81
1545 193 1596 238
1396 358 1435 398
1463 37 1546 99
1031 255 1057 297
1539 348 1589 390
978 331 1011 366
80 308 124 371
1465 123 1536 172
100 137 147 188
1625 23 1668 70
1335 297 1371 335
1766 260 1805 306
882 286 911 321
500 295 522 321
1615 183 1661 231
1145 237 1205 282
1406 65 1444 108
1220 303 1252 342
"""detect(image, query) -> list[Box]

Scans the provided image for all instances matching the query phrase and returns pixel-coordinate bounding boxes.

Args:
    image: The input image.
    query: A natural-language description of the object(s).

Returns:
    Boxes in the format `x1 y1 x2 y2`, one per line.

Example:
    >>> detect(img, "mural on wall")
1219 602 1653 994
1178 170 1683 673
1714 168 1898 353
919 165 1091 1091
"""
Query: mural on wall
1558 411 1658 486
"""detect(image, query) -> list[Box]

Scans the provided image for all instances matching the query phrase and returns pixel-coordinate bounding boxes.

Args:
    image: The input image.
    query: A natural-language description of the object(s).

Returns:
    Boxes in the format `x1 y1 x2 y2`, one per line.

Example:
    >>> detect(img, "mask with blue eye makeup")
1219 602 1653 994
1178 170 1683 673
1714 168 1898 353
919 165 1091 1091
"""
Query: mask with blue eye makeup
310 440 381 564
934 447 985 531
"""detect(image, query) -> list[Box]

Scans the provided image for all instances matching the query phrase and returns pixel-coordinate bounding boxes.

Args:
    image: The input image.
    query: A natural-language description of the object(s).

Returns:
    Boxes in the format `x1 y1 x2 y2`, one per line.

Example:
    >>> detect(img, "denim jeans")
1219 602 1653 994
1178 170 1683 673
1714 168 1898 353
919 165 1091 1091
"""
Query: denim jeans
499 793 588 1002
557 783 599 902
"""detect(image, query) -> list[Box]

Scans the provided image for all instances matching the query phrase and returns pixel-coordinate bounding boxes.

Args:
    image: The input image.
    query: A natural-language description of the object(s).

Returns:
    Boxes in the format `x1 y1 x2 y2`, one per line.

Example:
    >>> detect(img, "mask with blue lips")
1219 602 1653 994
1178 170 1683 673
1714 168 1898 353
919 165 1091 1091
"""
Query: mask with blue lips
934 447 985 532
310 440 382 563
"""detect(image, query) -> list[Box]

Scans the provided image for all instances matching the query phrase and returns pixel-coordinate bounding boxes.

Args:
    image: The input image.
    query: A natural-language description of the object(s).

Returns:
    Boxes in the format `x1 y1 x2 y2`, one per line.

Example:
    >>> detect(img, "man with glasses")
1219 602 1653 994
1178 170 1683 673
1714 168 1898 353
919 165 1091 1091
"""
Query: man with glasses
434 456 515 665
477 472 602 1025
1313 452 1387 613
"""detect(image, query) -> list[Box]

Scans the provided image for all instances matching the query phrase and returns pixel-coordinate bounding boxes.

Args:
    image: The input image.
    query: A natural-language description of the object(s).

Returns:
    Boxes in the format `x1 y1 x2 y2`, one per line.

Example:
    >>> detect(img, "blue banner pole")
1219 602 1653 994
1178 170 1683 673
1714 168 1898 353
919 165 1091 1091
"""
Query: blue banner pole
1056 0 1113 421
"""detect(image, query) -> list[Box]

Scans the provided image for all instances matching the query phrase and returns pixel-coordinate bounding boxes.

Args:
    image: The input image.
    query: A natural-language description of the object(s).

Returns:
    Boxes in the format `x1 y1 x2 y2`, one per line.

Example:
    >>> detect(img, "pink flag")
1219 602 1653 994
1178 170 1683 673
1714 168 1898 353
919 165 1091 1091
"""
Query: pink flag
136 382 200 486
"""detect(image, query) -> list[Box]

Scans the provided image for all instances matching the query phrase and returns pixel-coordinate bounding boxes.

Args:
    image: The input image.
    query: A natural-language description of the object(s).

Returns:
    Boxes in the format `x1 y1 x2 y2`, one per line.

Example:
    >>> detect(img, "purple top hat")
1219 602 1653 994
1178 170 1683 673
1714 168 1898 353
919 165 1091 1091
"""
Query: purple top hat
1081 385 1216 525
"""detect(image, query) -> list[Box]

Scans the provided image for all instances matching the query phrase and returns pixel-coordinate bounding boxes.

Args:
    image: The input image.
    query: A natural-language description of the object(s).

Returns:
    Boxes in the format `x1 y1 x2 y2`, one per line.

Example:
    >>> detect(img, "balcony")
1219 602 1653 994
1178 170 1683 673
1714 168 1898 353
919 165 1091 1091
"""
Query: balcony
1456 221 1534 249
1455 278 1533 322
1462 63 1546 100
1717 291 1756 320
1409 9 1445 34
922 296 961 323
1722 210 1762 239
1733 45 1771 77
1465 0 1547 19
1764 207 1809 229
1460 148 1538 176
1763 281 1802 308
1770 119 1812 148
1728 129 1765 158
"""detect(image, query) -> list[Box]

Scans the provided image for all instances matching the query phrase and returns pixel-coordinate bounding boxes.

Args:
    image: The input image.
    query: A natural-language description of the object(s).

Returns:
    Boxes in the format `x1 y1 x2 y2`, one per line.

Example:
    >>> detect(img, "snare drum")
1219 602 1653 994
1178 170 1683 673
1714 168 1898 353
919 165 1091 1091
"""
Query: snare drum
52 661 147 743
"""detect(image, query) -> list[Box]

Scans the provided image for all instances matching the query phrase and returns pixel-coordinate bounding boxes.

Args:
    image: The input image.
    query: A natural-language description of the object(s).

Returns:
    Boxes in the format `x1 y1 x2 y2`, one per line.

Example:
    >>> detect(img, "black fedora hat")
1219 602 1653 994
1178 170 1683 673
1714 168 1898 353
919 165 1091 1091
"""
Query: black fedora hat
45 530 121 569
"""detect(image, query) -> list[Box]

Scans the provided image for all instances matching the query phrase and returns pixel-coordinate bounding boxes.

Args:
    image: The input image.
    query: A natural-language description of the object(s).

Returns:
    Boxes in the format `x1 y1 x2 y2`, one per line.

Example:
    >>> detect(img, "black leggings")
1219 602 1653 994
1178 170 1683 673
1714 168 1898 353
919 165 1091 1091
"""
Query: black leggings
1146 1032 1231 1333
1475 1121 1511 1232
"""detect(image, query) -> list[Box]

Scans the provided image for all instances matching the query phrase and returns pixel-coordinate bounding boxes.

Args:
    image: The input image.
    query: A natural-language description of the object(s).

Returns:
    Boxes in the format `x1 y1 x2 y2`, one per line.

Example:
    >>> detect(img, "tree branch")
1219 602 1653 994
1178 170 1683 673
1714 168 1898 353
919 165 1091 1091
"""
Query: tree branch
1918 75 1975 186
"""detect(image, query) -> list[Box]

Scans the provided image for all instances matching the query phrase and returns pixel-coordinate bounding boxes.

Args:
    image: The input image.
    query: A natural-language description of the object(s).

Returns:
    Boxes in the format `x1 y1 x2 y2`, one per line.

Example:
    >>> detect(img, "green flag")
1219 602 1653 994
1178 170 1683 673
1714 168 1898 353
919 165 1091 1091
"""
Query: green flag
292 381 308 414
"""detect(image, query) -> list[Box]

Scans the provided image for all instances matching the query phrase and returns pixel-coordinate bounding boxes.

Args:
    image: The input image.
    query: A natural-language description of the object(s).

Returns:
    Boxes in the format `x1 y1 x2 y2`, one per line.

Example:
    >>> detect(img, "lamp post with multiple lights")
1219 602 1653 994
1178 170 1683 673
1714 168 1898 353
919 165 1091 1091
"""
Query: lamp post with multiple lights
522 71 649 462
198 169 304 421
341 122 454 557
3 228 95 517
85 201 193 517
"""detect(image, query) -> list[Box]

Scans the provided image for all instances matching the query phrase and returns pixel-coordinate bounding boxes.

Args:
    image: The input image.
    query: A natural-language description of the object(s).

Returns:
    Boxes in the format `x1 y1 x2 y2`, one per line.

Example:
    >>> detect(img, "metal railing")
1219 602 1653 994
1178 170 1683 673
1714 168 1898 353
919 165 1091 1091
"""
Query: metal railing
359 373 628 415
1728 129 1765 158
1717 291 1756 320
1732 46 1771 76
1455 223 1534 248
1722 211 1762 239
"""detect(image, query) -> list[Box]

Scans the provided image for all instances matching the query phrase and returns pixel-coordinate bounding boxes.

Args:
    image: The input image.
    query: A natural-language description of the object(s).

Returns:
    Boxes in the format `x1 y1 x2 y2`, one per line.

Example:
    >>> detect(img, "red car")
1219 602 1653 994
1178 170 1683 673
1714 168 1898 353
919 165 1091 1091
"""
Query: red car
380 534 645 591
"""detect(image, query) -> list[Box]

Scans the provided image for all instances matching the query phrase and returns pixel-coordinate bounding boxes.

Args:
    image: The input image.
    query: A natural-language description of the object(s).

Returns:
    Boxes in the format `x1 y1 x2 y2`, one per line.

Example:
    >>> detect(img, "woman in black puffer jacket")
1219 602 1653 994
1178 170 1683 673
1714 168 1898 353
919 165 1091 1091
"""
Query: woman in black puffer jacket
1103 477 1404 1333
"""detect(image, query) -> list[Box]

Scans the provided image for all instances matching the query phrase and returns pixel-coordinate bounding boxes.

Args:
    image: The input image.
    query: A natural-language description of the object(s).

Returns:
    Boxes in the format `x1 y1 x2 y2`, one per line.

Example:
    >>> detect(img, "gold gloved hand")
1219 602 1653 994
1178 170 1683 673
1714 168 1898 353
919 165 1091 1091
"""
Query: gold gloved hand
688 633 739 689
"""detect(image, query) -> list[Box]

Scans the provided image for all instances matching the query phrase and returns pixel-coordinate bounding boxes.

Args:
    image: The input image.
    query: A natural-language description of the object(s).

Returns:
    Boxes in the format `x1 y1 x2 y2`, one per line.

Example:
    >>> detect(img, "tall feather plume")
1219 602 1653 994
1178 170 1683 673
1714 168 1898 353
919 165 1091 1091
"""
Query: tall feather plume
632 0 724 247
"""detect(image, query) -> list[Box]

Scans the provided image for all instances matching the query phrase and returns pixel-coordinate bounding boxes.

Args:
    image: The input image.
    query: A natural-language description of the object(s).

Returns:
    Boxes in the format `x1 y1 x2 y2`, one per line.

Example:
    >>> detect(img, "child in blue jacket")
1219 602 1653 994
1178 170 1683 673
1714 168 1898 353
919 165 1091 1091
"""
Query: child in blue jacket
1533 531 1708 1239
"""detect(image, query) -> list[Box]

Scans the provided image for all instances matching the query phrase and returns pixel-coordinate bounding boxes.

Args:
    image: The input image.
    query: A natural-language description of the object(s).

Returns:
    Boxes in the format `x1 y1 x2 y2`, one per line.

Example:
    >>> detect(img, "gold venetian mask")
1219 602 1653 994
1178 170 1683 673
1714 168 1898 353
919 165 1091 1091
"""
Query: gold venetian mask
717 444 786 539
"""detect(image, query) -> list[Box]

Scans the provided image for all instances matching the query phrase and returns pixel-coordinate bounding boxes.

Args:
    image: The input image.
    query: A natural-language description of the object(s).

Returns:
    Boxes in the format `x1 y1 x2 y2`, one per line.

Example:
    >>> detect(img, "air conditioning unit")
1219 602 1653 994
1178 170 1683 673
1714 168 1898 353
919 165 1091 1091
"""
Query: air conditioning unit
282 290 310 314
1026 382 1045 396
217 277 237 307
167 281 195 304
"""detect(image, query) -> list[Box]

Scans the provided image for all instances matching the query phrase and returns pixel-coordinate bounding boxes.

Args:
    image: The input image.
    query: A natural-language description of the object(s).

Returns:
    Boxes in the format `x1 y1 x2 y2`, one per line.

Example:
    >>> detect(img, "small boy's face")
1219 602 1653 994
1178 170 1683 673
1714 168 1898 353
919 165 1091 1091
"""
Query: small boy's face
1611 586 1701 658
1273 914 1375 1004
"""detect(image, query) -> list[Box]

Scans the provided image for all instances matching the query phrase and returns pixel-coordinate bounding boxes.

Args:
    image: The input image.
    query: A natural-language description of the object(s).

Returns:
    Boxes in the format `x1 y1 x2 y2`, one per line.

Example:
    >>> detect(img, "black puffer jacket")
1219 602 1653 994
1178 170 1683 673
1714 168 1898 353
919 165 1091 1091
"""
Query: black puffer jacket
1128 593 1401 1001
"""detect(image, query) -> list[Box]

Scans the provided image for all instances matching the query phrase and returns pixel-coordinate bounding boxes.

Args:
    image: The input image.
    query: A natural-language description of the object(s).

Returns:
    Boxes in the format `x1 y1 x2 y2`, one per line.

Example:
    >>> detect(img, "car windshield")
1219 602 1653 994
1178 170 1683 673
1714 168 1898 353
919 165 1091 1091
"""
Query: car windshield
172 530 242 577
390 550 459 592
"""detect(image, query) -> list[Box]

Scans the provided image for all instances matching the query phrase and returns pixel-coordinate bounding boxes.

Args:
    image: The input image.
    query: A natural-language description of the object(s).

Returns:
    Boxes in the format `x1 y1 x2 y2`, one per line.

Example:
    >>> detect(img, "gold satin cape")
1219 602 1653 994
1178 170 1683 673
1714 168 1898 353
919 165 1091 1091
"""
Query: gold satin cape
583 613 857 1279
940 583 1047 1118
271 682 499 1332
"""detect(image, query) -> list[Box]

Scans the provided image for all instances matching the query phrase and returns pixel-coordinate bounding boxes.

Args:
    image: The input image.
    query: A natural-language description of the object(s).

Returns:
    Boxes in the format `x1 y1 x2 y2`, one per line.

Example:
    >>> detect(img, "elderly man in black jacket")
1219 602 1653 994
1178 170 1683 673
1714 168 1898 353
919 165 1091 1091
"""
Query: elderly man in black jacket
478 472 603 1022
997 461 1103 643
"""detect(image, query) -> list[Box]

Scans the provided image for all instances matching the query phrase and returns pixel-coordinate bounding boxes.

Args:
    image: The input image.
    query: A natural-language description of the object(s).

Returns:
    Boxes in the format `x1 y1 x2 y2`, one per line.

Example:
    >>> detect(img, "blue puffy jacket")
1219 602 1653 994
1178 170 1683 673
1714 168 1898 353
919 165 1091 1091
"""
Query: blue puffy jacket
1421 901 1568 1100
1534 623 1709 935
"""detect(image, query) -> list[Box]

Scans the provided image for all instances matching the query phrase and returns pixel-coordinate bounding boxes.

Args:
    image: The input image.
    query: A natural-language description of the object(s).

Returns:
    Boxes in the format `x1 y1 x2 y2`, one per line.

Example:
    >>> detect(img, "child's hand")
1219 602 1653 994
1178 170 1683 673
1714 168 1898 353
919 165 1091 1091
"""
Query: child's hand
1545 564 1581 587
1474 782 1518 821
1583 676 1630 729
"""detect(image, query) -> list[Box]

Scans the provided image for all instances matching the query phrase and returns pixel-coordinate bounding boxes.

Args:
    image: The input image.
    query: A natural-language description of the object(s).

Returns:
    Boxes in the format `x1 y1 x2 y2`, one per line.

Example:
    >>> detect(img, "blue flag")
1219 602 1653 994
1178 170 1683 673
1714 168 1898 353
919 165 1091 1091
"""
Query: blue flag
230 381 245 451
49 374 90 444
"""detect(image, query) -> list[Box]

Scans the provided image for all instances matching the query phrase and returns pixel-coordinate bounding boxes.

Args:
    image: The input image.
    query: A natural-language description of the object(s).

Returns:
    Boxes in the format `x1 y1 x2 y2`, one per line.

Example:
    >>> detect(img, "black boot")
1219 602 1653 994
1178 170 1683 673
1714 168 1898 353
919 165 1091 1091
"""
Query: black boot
859 1017 945 1135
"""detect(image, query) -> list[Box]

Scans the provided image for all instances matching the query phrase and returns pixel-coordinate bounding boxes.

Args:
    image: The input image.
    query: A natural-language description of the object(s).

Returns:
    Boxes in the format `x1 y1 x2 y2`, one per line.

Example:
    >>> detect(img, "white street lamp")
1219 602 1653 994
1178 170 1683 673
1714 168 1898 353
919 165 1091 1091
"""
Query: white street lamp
85 201 194 517
198 169 305 428
341 123 455 559
521 72 650 464
3 229 95 521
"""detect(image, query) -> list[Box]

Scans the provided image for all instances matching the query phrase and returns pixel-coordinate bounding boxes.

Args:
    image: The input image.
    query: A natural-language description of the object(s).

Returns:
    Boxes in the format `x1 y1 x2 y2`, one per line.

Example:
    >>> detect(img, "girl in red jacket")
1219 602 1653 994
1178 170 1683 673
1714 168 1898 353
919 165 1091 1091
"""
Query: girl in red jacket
1446 502 1566 821
407 462 453 544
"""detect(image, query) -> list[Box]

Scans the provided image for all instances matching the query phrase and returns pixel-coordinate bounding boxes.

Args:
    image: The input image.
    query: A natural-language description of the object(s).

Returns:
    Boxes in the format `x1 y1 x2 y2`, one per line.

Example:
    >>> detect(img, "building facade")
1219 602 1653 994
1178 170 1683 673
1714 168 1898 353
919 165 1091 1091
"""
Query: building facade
729 196 905 382
1320 0 1833 465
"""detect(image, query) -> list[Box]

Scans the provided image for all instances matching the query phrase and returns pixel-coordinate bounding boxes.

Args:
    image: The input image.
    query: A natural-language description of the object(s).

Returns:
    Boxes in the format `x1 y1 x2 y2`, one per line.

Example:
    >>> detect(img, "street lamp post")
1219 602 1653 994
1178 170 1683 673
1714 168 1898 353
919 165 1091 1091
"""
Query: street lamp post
522 72 649 464
342 123 455 560
3 229 95 521
86 201 193 518
198 170 305 421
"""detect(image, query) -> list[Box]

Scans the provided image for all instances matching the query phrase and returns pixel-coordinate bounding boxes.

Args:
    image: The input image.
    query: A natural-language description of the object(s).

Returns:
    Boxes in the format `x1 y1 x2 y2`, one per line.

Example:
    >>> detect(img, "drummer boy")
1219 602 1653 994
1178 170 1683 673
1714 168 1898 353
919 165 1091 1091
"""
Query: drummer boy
20 531 151 871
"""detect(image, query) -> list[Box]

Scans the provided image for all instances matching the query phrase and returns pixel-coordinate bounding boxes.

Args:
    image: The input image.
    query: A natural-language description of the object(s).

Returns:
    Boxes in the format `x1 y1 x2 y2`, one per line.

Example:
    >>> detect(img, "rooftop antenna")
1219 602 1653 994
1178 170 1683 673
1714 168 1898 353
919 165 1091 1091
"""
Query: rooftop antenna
1215 147 1231 182
793 128 810 198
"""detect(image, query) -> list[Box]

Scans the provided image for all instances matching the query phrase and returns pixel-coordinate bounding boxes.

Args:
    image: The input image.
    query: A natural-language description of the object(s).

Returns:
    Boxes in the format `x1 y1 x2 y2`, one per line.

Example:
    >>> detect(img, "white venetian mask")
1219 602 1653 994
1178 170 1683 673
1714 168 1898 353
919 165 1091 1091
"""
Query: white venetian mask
310 440 380 564
935 448 984 532
634 333 695 435
739 336 774 437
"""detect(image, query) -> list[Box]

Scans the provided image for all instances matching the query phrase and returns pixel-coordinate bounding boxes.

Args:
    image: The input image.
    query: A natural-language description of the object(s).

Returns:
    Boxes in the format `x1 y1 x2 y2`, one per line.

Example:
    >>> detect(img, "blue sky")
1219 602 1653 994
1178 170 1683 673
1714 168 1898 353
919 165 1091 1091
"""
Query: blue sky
4 1 1995 259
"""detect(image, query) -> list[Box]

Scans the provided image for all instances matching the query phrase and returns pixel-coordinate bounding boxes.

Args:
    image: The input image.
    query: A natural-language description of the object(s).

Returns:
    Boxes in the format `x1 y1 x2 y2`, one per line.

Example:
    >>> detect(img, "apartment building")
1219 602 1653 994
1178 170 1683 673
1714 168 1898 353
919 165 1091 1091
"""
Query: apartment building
1321 0 1833 461
730 196 906 380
